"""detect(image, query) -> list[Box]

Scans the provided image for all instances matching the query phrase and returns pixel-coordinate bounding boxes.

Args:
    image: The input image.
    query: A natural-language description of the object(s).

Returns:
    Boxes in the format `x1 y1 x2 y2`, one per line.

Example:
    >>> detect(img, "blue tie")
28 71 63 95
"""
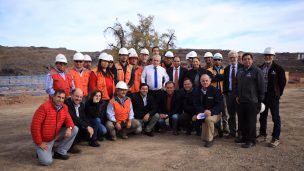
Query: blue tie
154 66 158 88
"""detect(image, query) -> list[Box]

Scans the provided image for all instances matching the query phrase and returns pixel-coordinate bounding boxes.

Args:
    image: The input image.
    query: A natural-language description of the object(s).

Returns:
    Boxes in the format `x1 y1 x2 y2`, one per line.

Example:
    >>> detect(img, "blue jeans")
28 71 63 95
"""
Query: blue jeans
158 113 179 131
90 117 107 141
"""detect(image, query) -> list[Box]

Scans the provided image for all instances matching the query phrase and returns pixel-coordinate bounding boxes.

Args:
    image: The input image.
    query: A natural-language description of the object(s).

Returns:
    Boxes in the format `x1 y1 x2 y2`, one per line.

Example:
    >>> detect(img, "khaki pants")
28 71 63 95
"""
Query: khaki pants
201 114 221 142
106 119 140 138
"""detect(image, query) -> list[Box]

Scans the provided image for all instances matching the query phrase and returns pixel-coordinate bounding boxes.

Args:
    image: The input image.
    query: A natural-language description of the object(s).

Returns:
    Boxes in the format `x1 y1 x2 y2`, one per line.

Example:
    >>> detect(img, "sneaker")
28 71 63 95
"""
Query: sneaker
223 127 230 134
53 152 69 160
204 140 214 148
89 141 100 147
122 134 128 139
269 138 280 147
111 136 117 141
256 135 267 143
68 146 81 154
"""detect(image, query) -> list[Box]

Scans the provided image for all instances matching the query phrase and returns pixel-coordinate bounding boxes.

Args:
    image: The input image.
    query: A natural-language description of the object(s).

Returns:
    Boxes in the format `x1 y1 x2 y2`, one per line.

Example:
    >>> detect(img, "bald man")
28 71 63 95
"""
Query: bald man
65 89 94 152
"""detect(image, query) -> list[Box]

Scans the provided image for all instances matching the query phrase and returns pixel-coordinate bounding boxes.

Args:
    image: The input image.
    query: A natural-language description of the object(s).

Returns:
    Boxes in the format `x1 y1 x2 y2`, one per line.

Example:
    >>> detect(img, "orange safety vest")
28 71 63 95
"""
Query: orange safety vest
130 66 143 93
208 66 224 94
115 62 132 84
50 69 73 97
92 68 115 101
110 97 131 124
69 67 90 97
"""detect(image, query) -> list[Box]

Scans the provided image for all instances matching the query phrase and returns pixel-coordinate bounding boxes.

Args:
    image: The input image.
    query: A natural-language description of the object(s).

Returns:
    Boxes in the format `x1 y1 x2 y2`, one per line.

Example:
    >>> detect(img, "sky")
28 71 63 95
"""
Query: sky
0 0 303 53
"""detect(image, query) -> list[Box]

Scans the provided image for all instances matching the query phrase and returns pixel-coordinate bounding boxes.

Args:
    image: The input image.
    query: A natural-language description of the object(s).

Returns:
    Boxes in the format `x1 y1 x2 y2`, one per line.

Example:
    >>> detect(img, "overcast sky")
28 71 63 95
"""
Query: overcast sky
0 0 303 53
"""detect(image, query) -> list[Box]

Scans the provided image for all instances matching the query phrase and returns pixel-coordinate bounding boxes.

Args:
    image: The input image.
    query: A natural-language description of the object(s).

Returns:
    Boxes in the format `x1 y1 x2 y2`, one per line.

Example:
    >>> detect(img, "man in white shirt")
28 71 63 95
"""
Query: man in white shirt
141 54 169 97
167 56 187 90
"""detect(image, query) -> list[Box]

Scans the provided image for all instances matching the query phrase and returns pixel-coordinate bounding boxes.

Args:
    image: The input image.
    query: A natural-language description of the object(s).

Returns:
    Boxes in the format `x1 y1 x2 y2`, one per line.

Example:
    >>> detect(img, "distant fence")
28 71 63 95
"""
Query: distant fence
0 75 46 88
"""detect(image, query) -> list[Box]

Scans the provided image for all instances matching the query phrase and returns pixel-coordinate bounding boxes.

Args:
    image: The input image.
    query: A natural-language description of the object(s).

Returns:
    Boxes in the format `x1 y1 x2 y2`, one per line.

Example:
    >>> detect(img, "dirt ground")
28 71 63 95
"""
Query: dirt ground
0 88 303 171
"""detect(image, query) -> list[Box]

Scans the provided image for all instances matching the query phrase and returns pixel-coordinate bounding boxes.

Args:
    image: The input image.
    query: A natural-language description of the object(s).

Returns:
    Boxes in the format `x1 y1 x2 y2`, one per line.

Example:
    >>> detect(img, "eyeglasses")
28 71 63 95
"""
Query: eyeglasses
214 59 222 61
74 60 83 63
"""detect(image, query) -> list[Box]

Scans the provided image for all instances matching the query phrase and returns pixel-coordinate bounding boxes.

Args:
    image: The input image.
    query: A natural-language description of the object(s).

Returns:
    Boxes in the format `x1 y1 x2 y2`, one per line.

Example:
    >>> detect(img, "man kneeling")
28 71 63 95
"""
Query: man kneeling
106 81 140 140
31 89 78 166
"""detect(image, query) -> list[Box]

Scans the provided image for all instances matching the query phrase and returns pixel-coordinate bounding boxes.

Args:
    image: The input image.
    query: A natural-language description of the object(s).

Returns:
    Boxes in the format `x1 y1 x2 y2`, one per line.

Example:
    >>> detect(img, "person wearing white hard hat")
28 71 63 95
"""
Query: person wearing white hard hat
208 52 228 134
69 52 91 98
223 50 244 139
236 53 265 148
83 54 92 70
203 52 213 69
89 52 115 101
139 48 150 66
45 54 75 97
106 81 141 140
162 51 174 70
128 48 143 93
257 47 286 147
185 51 198 70
114 47 135 88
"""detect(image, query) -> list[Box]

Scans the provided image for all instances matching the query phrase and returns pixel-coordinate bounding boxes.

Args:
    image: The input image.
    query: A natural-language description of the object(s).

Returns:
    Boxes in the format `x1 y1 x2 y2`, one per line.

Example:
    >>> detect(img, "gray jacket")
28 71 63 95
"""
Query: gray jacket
236 65 265 103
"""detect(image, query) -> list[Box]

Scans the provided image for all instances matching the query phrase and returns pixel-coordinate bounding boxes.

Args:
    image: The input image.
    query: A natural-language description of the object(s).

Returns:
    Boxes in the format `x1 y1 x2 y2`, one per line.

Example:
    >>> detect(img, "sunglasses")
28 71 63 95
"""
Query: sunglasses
75 60 83 63
57 62 67 65
214 59 222 61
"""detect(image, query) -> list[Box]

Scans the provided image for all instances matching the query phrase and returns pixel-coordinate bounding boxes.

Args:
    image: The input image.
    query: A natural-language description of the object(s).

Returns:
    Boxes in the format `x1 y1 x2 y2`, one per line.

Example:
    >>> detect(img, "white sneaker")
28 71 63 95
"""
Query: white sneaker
269 138 280 147
256 135 267 143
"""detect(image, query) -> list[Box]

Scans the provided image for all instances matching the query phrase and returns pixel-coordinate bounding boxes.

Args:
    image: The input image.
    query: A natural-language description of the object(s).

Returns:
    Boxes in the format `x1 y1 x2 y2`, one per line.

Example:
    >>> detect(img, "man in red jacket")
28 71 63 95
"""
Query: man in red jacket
31 89 78 166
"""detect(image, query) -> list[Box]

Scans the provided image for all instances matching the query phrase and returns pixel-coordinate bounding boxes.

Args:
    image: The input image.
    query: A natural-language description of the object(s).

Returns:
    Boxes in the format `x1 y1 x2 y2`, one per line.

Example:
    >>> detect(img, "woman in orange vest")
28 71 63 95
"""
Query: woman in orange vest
89 53 115 101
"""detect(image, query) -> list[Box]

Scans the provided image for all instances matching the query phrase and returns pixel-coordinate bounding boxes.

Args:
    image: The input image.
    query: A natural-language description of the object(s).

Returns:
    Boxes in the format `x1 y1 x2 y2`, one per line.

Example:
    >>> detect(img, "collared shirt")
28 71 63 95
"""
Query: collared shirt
141 64 169 90
141 94 148 106
229 63 238 91
173 66 180 83
45 67 75 95
74 104 80 117
262 63 271 92
106 96 135 122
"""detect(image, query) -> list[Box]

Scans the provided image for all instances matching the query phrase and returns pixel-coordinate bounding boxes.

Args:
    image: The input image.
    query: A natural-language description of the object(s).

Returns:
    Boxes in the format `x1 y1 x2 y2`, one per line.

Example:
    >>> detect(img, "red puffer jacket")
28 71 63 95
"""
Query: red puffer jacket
31 100 74 145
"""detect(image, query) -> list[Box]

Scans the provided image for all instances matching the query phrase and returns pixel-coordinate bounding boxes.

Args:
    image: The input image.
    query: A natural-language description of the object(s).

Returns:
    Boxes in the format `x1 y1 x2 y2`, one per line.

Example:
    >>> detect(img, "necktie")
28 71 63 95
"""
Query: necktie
154 66 158 88
174 68 179 90
231 65 235 91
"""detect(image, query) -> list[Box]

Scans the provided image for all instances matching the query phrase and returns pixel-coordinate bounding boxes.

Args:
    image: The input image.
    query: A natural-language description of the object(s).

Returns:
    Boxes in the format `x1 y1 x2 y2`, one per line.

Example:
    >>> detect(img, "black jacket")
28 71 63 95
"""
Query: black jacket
184 67 213 88
194 86 222 115
85 99 107 122
65 98 90 129
130 92 158 119
179 88 198 116
157 90 182 116
223 63 244 94
236 65 265 103
167 66 187 89
259 62 286 101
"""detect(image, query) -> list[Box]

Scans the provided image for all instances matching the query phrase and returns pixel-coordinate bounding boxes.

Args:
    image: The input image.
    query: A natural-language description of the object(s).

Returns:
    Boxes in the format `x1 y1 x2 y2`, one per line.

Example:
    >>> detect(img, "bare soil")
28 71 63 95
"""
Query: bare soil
0 88 303 171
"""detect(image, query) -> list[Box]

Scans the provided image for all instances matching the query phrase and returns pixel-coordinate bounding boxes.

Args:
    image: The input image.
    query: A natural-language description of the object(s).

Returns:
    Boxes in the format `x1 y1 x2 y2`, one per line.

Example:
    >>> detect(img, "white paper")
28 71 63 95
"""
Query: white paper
197 113 206 120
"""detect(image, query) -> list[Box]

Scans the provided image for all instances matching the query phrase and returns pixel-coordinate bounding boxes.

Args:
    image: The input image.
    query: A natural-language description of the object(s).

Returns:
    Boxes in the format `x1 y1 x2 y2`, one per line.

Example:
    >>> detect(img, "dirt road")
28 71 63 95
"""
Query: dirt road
0 88 303 171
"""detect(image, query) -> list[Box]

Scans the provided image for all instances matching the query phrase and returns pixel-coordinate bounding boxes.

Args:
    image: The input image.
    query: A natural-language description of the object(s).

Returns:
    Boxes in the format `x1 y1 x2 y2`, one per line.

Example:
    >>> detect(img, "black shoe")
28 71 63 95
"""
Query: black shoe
68 146 81 154
204 140 214 148
218 129 224 138
235 137 245 144
89 141 100 147
53 152 69 160
242 142 255 148
173 131 179 136
144 131 154 137
185 131 191 135
225 134 236 139
97 137 105 141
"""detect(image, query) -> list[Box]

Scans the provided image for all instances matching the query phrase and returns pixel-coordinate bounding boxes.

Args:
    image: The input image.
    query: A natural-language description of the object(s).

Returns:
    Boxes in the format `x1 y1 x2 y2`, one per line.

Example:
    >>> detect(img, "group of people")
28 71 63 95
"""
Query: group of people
31 46 286 166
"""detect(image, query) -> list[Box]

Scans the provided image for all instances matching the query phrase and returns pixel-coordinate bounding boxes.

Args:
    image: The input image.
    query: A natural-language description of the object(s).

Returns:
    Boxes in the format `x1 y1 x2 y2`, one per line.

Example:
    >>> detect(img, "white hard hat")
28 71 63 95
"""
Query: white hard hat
129 48 138 58
119 47 129 55
187 51 198 58
84 54 92 62
116 81 128 90
73 52 84 61
264 47 275 55
165 51 174 58
99 52 108 60
55 54 67 63
204 52 213 58
108 54 114 61
213 53 223 60
259 103 266 113
140 48 149 55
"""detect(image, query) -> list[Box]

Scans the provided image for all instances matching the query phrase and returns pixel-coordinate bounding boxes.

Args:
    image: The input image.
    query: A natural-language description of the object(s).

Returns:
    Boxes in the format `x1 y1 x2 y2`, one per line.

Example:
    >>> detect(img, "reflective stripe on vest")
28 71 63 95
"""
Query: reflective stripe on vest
110 97 131 123
92 68 115 100
50 69 73 96
69 68 90 96
208 67 224 93
115 63 132 84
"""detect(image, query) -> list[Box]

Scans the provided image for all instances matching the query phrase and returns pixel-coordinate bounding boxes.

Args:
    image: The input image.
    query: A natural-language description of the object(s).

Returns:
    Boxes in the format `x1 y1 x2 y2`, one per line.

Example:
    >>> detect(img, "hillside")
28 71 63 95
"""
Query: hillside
0 45 303 76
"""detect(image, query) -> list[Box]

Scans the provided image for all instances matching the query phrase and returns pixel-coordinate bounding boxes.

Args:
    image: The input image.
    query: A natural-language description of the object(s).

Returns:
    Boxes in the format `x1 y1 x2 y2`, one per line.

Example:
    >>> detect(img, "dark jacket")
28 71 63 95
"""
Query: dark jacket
223 63 244 94
194 86 222 115
85 99 107 122
157 90 182 116
185 67 213 88
65 98 90 130
179 88 198 116
259 62 286 101
236 65 265 103
167 66 187 89
130 92 157 119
